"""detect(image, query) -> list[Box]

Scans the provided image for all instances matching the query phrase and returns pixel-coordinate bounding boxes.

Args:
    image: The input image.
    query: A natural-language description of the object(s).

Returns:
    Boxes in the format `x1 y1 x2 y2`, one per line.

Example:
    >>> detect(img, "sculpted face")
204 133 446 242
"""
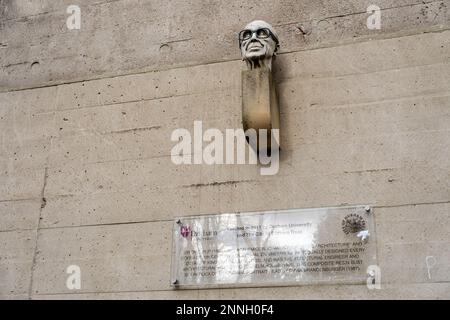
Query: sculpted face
239 20 279 70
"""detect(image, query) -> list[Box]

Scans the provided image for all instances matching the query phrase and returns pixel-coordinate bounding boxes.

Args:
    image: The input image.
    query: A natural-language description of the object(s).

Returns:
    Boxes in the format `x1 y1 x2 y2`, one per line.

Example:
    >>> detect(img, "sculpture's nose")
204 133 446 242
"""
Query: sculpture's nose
247 36 261 50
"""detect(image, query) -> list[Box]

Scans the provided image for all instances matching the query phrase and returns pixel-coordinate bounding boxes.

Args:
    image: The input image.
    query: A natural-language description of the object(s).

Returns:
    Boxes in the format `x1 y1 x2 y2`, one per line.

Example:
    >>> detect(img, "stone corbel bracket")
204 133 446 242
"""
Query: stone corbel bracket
241 66 280 153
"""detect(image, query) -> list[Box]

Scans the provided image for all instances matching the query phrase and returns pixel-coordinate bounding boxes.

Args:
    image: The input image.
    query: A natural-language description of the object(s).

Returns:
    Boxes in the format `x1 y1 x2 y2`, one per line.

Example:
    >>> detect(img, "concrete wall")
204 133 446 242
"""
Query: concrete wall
1 0 449 299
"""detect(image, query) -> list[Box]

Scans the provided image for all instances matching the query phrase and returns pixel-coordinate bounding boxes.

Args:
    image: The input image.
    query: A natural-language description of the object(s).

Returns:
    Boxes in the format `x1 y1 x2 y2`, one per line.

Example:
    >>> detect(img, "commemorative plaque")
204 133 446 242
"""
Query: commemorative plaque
171 206 377 288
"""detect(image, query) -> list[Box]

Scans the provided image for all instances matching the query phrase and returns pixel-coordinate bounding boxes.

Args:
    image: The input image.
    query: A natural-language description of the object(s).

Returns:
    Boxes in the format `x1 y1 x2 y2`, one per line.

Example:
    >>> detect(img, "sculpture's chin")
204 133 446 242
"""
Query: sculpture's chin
242 46 274 70
244 51 266 60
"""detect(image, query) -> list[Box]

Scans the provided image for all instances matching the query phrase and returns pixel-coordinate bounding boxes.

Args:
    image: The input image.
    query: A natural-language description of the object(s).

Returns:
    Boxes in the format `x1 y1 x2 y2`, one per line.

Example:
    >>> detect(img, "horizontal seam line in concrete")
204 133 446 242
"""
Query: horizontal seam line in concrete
3 157 449 191
0 121 447 170
277 60 450 85
49 152 172 168
52 86 239 113
26 67 450 116
13 90 447 127
276 59 450 84
0 0 126 23
41 164 450 199
1 27 449 94
287 128 450 145
280 91 450 113
0 227 38 233
54 60 450 112
34 200 450 231
0 197 40 203
379 241 450 246
277 0 444 27
277 26 450 58
40 127 450 171
29 280 450 297
0 57 239 93
28 283 366 296
280 89 450 113
374 201 450 209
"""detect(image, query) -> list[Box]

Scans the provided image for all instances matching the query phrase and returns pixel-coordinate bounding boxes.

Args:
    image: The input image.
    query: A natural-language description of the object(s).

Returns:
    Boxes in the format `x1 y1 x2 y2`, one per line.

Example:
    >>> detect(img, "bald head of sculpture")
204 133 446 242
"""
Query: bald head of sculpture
239 20 279 70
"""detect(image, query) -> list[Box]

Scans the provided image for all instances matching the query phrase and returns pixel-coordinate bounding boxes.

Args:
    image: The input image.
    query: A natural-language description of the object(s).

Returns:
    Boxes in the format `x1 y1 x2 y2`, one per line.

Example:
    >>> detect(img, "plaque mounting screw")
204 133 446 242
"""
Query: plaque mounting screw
176 219 181 225
172 279 179 285
365 206 371 214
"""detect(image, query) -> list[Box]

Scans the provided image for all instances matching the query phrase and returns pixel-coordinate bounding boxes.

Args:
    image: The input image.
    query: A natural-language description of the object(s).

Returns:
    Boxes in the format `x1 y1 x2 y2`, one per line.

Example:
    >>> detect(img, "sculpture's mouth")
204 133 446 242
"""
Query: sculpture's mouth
246 41 263 51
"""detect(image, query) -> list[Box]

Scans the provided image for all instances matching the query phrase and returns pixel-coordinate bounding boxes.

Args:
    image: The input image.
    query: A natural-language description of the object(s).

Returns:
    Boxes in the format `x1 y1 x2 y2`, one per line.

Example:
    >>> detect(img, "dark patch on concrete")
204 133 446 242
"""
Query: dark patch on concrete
3 61 28 68
110 126 162 134
344 168 395 174
40 197 47 209
183 180 254 188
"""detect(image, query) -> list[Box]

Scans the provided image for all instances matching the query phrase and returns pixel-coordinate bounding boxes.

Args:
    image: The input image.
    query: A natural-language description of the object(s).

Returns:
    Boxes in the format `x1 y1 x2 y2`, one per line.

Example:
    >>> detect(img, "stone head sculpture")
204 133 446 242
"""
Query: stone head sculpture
239 20 280 70
239 20 281 160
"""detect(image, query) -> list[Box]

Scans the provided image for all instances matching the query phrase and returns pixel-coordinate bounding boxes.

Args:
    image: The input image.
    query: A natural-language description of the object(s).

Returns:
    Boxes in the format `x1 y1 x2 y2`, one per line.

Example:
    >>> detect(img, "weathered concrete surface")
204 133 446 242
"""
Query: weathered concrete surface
0 230 36 296
0 0 449 299
0 0 449 90
0 200 41 232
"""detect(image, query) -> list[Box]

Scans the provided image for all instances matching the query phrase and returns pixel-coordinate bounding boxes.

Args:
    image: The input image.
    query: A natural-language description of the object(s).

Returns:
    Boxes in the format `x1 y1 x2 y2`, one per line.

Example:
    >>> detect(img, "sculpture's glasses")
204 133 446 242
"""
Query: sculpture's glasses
239 28 278 47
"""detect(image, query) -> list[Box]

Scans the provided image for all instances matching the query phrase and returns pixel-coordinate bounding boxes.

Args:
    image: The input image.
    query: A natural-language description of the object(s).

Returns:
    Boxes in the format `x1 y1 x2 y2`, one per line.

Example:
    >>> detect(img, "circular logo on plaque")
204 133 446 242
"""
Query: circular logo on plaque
341 213 366 234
